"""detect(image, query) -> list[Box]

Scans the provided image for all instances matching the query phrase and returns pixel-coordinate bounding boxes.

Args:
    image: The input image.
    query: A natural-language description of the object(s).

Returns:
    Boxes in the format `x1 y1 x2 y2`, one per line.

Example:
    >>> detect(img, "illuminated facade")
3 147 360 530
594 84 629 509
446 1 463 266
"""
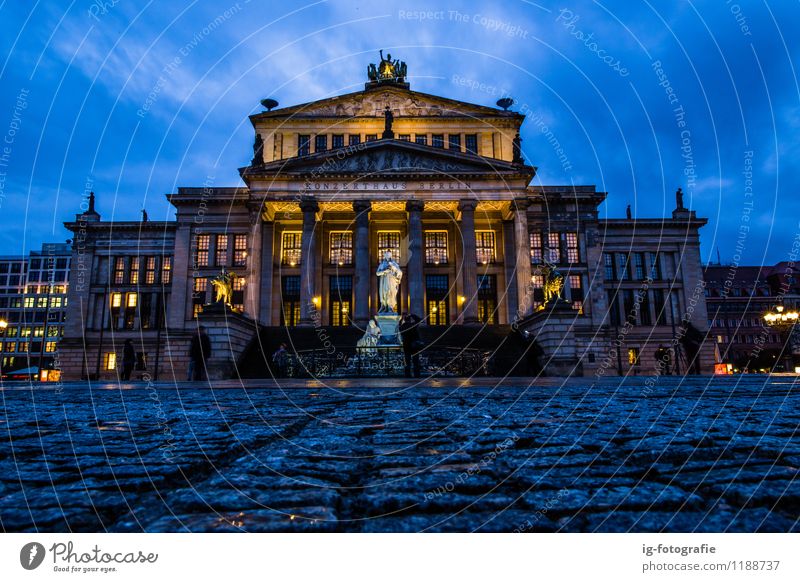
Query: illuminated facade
58 58 714 379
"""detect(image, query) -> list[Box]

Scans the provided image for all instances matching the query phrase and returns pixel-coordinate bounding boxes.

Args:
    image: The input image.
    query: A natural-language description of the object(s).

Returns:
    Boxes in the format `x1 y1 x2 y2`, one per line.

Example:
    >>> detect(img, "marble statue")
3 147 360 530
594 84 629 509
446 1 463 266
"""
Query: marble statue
376 250 402 313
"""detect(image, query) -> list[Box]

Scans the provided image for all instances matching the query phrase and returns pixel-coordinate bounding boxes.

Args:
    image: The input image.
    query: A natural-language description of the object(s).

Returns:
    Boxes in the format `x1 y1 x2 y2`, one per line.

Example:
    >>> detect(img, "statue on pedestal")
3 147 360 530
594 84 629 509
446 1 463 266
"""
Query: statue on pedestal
211 270 236 306
376 250 402 313
541 263 565 306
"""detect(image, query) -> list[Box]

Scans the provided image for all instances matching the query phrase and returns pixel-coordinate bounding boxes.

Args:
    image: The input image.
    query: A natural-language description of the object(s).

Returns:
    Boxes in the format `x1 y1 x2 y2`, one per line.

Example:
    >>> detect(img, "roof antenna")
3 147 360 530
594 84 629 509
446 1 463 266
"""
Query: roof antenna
260 98 279 111
496 97 514 111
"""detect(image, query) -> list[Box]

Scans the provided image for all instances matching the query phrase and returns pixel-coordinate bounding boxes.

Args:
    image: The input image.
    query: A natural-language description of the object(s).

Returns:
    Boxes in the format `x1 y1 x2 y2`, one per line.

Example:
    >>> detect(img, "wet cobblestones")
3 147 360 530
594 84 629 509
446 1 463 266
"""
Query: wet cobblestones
1 375 798 532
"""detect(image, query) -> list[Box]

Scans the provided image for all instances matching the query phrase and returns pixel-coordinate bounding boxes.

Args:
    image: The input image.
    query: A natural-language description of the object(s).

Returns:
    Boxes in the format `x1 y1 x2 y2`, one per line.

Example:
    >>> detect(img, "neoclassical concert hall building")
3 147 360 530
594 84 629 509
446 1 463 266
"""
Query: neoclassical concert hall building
58 56 713 380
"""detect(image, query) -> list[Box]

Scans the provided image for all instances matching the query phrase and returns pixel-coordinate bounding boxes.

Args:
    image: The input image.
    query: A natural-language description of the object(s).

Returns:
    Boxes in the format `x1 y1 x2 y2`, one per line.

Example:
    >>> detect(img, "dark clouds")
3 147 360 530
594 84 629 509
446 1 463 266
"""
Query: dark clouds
0 0 797 265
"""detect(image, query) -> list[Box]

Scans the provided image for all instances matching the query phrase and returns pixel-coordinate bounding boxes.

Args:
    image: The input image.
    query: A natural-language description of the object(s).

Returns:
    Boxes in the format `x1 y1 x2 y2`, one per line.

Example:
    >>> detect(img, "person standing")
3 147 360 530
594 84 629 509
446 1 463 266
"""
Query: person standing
187 327 211 381
272 343 289 378
121 339 136 381
399 313 422 378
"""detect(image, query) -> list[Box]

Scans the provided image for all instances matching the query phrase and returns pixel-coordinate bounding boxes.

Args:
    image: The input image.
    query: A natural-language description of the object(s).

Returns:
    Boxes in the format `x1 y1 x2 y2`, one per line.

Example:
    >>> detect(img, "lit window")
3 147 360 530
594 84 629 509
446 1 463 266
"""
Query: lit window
161 256 172 284
145 256 156 284
570 275 584 313
378 231 401 262
531 274 544 309
110 293 122 308
45 341 57 353
547 232 560 263
233 234 248 267
425 231 448 265
105 352 116 371
530 232 543 264
565 232 579 263
126 293 137 308
215 234 229 266
50 297 62 308
628 347 640 366
47 326 59 337
18 341 29 353
24 297 34 308
281 231 303 266
194 277 208 293
330 232 353 266
195 234 210 267
426 275 449 326
5 342 15 352
129 256 140 284
33 326 44 337
113 257 125 284
475 231 496 265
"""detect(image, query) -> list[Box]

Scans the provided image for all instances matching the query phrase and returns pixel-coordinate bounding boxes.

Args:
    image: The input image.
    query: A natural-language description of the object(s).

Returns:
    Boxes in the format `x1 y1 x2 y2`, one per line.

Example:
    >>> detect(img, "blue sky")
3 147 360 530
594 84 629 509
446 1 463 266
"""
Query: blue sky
0 0 797 265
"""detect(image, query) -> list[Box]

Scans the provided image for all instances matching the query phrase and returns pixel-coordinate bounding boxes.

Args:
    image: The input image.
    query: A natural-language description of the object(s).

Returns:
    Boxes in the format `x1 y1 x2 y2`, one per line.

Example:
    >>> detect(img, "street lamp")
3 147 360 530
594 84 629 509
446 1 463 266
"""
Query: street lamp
762 304 800 372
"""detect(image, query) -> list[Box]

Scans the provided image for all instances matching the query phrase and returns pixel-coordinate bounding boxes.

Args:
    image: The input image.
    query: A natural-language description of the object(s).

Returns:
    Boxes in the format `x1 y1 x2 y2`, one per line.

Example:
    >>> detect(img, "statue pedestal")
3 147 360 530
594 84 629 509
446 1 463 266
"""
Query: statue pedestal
516 301 585 377
375 313 402 346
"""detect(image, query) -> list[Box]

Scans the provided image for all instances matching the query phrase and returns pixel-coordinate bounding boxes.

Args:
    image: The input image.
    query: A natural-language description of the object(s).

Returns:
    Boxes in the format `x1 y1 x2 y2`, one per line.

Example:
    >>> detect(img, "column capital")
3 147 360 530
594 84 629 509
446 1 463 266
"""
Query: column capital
299 198 320 214
512 197 531 212
353 200 371 213
458 199 478 213
406 200 425 213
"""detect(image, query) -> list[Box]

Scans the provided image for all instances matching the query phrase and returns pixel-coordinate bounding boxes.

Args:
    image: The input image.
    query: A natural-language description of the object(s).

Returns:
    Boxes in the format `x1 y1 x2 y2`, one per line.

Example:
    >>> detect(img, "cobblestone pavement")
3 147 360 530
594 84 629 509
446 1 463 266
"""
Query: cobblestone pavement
1 375 798 532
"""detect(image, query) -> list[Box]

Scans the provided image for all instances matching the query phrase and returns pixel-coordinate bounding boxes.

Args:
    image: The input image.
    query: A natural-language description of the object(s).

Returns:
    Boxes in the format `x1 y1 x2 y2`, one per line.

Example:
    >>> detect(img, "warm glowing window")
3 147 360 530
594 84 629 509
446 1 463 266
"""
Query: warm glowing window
45 341 57 353
145 256 156 284
129 256 140 284
424 231 448 265
547 232 560 263
194 277 208 293
565 232 579 263
113 257 125 284
24 297 34 308
425 275 449 326
530 232 543 264
195 234 210 267
105 352 116 371
329 231 353 266
161 256 172 284
475 231 496 265
531 274 544 310
570 275 584 313
628 347 640 366
110 293 122 308
233 234 248 267
215 234 229 266
126 293 137 308
281 232 302 266
33 326 44 337
378 231 401 262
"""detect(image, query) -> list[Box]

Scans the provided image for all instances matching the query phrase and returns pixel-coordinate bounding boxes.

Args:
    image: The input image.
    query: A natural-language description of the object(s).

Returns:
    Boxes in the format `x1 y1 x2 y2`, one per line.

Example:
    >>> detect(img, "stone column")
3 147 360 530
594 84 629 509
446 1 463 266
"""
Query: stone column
458 199 479 324
167 222 192 329
353 200 371 326
298 199 319 326
245 208 262 321
259 221 275 325
512 198 532 319
406 200 425 318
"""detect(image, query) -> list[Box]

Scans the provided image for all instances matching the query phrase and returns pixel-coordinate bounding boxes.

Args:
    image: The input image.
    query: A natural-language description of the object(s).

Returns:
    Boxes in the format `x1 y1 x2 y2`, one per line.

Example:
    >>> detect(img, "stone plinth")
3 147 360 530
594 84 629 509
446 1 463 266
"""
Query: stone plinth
375 313 402 345
197 303 257 380
517 300 585 377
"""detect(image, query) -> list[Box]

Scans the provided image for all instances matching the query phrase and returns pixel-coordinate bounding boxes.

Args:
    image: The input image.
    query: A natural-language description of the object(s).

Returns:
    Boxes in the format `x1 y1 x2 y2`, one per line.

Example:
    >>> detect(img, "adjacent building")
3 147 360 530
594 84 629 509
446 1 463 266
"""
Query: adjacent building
57 55 714 380
0 243 71 380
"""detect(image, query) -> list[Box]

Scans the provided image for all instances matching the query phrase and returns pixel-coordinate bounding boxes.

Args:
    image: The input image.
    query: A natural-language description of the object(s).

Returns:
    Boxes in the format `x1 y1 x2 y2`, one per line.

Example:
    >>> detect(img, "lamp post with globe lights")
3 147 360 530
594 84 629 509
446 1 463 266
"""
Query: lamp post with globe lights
763 304 800 373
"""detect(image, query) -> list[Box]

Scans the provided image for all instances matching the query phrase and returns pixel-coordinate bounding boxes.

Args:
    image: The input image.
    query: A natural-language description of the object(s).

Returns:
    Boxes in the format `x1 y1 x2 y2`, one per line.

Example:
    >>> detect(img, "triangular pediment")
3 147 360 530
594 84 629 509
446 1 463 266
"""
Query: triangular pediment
251 85 521 120
242 140 535 179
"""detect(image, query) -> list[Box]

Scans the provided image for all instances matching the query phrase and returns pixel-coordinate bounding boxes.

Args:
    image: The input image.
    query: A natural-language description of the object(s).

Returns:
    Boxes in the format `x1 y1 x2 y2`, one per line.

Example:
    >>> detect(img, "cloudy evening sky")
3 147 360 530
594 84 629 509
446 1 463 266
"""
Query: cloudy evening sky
0 0 798 265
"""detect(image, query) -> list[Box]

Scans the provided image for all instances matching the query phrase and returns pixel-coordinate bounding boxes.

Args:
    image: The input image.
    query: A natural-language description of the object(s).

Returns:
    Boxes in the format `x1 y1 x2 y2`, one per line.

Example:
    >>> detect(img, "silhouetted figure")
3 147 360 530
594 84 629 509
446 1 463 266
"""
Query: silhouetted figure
382 106 394 139
513 133 523 163
399 313 422 378
121 339 136 381
187 327 211 381
654 345 672 376
272 343 289 378
141 208 149 222
626 204 632 219
676 187 684 210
